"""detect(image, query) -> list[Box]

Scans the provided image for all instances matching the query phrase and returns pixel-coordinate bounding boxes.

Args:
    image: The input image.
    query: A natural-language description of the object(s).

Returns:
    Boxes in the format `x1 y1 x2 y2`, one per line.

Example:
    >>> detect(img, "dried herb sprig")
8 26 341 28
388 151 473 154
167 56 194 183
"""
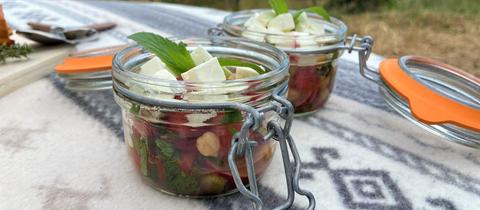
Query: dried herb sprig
0 43 32 63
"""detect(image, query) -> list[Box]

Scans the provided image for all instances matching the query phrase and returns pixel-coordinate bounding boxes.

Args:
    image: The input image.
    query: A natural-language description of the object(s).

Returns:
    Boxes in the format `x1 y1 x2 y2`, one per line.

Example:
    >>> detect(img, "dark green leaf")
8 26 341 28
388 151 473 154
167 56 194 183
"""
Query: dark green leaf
218 58 266 75
128 32 196 76
227 127 239 135
133 138 148 176
221 108 243 124
0 43 32 63
307 6 331 22
130 104 140 115
268 0 289 15
155 139 198 194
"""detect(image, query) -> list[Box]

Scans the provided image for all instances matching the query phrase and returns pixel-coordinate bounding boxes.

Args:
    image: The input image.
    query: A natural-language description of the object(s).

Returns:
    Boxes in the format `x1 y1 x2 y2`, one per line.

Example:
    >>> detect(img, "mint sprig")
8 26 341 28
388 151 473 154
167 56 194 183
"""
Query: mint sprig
307 6 331 22
128 32 195 76
268 0 289 15
294 6 331 23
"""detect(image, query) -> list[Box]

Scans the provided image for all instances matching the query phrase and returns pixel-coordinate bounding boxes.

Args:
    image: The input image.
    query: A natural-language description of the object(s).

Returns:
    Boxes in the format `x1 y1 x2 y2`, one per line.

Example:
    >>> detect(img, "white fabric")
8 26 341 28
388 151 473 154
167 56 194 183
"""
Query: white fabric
0 1 479 209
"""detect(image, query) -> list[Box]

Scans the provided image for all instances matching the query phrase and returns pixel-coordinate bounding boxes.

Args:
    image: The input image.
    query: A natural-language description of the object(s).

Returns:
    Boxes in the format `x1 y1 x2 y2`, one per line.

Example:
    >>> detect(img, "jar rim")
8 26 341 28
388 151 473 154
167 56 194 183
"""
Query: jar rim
112 37 289 87
112 37 290 105
222 9 348 51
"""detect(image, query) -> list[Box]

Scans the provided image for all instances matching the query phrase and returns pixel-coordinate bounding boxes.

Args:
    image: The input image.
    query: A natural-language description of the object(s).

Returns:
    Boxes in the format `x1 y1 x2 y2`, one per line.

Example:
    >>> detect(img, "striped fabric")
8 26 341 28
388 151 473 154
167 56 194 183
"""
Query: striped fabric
0 1 479 209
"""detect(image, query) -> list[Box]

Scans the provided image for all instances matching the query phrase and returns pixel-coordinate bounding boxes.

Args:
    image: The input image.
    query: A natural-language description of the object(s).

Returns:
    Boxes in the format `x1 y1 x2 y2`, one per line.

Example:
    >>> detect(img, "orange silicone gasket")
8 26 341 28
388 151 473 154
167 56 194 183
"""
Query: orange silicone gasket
380 59 480 132
55 54 114 74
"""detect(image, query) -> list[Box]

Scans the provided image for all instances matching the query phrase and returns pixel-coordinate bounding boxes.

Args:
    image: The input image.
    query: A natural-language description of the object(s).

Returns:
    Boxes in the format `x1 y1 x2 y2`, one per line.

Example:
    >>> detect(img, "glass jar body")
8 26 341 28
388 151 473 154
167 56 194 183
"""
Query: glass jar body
287 50 340 115
115 95 277 197
112 38 289 197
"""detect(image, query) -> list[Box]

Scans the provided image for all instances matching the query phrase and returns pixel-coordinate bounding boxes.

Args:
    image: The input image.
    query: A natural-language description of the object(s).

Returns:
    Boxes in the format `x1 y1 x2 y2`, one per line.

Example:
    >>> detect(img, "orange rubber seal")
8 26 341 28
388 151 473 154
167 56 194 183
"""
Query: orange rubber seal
55 54 113 74
380 59 480 132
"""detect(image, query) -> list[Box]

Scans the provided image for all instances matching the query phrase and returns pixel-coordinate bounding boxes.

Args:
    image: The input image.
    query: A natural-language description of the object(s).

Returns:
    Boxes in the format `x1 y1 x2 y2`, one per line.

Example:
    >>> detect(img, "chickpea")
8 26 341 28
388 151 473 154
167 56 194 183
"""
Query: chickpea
196 131 220 157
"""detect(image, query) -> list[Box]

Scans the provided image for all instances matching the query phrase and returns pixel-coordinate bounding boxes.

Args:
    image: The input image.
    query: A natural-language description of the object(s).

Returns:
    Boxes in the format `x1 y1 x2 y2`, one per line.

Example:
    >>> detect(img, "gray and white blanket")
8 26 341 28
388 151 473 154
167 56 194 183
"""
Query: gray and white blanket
1 1 479 210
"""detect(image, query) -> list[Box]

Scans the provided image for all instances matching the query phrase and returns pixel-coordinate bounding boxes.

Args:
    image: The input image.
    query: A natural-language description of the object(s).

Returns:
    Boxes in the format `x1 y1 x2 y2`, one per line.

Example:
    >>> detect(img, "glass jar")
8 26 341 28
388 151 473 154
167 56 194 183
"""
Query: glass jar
213 9 348 115
112 37 292 198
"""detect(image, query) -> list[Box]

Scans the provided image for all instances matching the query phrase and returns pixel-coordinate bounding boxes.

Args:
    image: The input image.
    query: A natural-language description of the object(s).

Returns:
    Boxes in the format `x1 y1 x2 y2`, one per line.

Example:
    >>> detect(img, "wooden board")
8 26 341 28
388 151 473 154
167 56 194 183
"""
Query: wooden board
0 35 73 97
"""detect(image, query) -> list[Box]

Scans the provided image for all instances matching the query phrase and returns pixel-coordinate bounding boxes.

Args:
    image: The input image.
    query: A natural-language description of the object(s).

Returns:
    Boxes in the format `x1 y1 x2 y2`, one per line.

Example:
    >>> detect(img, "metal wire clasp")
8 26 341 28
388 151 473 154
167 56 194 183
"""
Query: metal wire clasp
340 35 379 83
227 82 316 210
207 24 226 36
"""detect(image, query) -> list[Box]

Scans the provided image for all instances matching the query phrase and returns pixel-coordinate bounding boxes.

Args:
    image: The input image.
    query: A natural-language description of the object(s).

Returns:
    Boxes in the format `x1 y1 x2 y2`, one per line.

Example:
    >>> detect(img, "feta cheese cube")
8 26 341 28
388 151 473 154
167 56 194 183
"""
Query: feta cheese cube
257 10 276 26
190 47 213 65
234 66 259 79
181 58 226 82
267 13 295 32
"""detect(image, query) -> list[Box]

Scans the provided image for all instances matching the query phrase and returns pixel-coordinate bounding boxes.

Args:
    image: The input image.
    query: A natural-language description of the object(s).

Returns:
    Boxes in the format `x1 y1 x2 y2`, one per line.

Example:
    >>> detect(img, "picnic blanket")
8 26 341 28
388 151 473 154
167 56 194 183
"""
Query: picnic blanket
1 1 479 209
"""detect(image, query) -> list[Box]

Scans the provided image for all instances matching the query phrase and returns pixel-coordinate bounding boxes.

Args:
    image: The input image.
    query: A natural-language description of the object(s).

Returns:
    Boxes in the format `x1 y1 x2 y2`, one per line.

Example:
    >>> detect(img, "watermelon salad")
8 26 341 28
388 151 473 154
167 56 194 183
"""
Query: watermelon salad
239 0 341 114
121 33 276 196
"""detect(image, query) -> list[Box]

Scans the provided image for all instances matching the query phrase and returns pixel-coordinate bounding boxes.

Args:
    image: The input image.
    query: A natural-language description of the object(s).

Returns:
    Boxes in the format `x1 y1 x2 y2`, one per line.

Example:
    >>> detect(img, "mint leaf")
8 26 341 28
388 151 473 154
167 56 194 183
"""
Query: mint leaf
268 0 289 15
130 104 140 115
133 138 148 176
218 58 266 75
293 10 305 24
221 108 243 124
128 32 196 76
222 66 233 78
155 139 198 194
227 126 239 135
307 6 331 22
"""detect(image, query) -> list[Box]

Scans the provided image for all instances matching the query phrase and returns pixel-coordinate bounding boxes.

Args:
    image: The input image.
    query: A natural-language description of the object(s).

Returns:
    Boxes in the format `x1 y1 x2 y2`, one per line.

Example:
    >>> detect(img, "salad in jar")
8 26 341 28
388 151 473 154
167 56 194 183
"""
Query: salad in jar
220 0 347 115
114 33 288 197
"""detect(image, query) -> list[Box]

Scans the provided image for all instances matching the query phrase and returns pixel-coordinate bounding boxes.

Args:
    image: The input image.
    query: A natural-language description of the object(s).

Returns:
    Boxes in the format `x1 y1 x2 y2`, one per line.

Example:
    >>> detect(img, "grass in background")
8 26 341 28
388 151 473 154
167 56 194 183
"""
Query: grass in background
136 0 479 75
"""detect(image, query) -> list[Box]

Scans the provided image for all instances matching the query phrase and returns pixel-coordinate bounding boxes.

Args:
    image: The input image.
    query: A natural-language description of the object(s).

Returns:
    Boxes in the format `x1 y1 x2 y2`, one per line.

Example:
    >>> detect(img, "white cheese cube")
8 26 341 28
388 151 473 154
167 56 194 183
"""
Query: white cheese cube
295 12 325 35
186 112 218 127
140 57 167 75
257 10 276 26
234 67 259 79
190 47 213 65
267 13 295 32
181 58 226 82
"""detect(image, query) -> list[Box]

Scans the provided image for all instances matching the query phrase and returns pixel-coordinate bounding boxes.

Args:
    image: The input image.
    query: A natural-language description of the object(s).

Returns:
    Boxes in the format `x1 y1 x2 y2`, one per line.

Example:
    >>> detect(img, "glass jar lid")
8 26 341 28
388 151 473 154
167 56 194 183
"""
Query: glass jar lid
54 45 126 91
378 56 480 147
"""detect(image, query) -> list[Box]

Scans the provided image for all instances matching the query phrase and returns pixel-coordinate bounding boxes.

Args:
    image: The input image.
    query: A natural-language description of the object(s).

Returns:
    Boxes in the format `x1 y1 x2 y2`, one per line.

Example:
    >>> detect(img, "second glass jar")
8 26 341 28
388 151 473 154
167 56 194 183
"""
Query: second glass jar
217 9 348 115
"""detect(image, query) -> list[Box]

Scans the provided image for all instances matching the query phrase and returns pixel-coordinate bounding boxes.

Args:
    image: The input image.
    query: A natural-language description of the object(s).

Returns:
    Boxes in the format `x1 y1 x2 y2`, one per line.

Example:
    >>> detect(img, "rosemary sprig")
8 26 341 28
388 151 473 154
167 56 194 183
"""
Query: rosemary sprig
0 43 32 63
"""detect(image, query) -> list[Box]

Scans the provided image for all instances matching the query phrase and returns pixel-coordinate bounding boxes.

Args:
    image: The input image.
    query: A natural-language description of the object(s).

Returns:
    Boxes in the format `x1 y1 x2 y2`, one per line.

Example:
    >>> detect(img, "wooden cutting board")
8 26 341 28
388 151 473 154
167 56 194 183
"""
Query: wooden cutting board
0 35 73 97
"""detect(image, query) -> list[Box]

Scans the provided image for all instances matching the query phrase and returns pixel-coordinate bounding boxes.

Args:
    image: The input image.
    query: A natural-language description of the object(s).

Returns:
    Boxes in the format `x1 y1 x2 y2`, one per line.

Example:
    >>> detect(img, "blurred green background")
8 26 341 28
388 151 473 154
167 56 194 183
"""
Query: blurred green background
135 0 479 76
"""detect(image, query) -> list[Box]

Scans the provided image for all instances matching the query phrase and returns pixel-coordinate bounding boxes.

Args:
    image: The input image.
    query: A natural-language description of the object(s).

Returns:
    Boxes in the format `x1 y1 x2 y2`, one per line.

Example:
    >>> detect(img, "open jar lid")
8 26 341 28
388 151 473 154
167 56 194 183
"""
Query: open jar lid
378 56 480 147
54 45 126 91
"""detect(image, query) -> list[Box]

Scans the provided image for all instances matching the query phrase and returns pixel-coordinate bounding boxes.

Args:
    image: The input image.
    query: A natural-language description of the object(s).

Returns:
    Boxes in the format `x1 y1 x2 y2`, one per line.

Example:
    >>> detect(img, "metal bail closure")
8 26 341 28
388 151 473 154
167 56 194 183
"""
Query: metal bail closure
228 83 316 210
379 56 480 147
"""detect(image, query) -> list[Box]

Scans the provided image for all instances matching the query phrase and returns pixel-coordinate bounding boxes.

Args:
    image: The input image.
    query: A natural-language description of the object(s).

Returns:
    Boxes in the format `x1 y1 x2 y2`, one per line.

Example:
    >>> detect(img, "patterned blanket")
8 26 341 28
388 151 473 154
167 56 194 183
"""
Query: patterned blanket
1 1 479 209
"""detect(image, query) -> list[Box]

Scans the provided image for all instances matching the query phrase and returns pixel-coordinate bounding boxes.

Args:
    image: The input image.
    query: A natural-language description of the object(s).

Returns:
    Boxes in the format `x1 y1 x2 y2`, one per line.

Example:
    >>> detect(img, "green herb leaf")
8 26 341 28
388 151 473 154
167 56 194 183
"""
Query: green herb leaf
221 108 243 124
155 139 198 194
133 138 148 176
128 32 196 76
293 10 305 24
227 126 239 135
0 43 32 63
307 6 331 22
222 66 233 79
268 0 289 15
130 104 140 115
218 58 266 75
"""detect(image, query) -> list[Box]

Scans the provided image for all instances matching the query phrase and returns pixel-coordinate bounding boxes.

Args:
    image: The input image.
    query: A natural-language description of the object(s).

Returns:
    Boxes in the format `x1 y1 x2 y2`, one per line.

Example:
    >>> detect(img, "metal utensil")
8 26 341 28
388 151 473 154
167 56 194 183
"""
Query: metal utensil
16 22 116 45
